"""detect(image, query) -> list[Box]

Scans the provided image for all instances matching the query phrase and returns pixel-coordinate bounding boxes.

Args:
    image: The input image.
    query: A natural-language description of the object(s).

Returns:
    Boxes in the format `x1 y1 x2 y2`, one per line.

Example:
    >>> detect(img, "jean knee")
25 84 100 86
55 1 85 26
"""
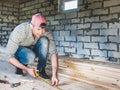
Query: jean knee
25 52 36 64
18 49 36 64
39 36 49 45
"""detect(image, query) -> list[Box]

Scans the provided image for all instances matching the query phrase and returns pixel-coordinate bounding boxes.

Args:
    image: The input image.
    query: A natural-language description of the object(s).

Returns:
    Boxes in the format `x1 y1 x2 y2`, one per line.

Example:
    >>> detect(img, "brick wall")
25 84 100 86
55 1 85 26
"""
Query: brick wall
51 0 120 64
0 2 19 46
0 0 120 64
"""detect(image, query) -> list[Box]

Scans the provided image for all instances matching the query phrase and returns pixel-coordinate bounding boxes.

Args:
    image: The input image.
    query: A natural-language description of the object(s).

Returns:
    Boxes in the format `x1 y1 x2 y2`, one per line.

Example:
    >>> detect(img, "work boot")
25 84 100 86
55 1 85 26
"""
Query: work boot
15 64 28 75
15 68 24 75
39 68 50 79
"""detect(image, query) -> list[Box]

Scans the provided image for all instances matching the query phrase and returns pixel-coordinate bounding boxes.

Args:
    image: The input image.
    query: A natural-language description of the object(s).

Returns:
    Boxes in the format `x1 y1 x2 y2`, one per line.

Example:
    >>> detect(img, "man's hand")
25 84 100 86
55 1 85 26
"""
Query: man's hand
51 75 59 86
50 53 59 86
26 68 37 78
8 57 37 78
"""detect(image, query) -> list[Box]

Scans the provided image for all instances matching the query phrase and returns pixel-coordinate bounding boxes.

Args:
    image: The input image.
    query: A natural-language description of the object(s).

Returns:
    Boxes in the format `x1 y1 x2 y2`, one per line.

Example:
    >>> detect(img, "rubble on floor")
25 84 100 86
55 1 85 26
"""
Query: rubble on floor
0 60 106 90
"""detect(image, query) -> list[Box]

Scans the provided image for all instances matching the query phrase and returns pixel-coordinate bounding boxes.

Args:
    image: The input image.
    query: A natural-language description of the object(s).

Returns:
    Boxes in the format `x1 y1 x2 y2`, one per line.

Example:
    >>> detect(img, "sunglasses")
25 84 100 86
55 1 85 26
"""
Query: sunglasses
40 23 47 29
31 22 47 29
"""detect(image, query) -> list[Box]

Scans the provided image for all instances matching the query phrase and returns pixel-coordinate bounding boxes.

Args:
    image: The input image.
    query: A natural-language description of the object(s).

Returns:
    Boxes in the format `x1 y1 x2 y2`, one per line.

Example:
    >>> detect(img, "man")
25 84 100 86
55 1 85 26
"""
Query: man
6 13 59 86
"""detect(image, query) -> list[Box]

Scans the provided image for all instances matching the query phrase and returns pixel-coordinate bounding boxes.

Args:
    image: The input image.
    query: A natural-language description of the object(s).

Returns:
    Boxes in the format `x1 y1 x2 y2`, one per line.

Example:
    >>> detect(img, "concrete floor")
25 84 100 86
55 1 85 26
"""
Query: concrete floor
0 60 106 90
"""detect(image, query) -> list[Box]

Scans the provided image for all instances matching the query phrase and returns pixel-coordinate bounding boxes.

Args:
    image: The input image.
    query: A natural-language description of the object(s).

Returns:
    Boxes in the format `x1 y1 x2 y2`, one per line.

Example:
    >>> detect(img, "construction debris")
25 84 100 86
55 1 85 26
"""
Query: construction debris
0 79 21 88
0 79 9 84
0 58 110 90
10 82 21 88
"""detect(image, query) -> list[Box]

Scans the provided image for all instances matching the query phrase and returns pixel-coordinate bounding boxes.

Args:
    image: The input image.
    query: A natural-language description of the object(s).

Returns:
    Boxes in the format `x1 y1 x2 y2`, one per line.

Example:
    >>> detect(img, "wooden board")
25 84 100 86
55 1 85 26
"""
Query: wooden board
0 60 106 90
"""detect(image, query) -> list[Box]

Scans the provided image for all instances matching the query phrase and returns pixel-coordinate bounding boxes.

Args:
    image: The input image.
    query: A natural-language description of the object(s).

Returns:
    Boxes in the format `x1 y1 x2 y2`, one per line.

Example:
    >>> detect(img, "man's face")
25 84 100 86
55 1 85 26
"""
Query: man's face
32 26 46 38
31 23 47 38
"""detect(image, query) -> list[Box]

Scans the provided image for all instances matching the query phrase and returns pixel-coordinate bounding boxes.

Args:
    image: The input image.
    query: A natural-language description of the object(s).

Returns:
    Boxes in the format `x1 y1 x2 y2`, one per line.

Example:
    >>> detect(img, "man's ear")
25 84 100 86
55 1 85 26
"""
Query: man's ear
30 24 34 29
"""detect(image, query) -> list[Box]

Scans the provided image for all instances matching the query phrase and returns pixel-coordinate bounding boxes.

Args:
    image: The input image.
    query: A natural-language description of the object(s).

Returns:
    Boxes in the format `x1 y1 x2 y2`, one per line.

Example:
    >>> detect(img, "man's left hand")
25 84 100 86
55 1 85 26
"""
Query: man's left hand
51 76 59 86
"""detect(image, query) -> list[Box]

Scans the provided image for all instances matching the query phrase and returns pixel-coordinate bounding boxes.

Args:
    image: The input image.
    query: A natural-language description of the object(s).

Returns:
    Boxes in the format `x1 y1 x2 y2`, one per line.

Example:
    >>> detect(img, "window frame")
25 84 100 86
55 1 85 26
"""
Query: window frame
58 0 78 13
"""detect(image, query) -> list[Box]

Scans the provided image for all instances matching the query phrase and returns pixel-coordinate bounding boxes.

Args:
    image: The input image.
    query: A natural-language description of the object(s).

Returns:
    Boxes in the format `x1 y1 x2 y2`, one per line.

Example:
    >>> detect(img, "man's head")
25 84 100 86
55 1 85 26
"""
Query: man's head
31 13 47 28
30 13 47 38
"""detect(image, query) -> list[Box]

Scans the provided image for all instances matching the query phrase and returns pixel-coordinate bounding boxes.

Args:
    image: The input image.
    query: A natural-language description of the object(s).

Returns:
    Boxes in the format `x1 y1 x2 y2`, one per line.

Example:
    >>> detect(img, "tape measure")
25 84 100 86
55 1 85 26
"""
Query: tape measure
33 69 39 77
33 69 62 90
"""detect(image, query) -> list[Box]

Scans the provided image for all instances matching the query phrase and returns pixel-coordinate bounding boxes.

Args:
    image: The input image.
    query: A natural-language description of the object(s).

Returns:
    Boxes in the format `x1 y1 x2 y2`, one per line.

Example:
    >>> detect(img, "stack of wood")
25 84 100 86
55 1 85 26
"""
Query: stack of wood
0 47 120 90
49 56 120 90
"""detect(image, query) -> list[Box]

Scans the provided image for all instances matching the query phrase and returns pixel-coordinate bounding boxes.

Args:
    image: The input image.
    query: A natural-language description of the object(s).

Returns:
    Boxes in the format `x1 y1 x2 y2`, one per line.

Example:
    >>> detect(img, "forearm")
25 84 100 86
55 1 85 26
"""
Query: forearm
51 53 58 77
8 57 28 71
8 57 36 78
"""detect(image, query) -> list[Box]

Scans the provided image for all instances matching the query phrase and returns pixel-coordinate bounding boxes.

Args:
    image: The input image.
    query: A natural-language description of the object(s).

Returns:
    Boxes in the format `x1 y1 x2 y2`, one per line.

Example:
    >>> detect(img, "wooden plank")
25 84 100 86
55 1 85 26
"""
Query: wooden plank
1 49 120 90
58 73 119 90
59 76 105 90
22 55 120 90
59 56 120 70
57 56 120 90
46 65 120 90
61 58 120 75
1 60 105 90
62 60 120 79
47 57 120 86
53 66 120 90
61 59 120 85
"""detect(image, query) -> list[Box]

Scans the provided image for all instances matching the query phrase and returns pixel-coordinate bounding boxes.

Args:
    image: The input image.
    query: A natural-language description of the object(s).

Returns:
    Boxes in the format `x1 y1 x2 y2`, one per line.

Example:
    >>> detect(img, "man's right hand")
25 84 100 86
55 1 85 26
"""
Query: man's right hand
8 58 37 78
26 68 37 78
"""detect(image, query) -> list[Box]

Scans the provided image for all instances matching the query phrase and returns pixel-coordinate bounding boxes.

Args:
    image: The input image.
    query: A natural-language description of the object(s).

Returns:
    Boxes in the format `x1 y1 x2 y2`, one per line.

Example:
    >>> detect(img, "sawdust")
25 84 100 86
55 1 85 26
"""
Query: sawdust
0 61 57 90
0 60 106 90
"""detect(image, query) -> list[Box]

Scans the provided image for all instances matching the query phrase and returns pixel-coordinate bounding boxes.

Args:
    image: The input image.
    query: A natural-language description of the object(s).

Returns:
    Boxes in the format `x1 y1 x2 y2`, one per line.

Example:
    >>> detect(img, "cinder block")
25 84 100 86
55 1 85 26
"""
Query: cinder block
60 41 70 47
92 23 107 29
91 50 107 57
100 29 118 35
92 36 107 43
65 47 76 53
85 16 99 23
77 36 90 42
109 22 120 29
88 2 102 9
65 36 76 42
100 43 117 50
92 8 108 15
77 48 90 55
109 36 120 43
78 23 90 29
110 6 120 14
84 43 98 49
78 10 91 17
84 29 99 35
104 0 120 7
100 14 118 22
60 31 70 36
108 51 120 58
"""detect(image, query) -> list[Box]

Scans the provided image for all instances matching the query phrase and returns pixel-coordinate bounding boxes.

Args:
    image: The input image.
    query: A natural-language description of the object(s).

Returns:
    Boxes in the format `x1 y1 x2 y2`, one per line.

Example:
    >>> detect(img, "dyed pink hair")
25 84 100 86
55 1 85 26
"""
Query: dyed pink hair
31 13 46 27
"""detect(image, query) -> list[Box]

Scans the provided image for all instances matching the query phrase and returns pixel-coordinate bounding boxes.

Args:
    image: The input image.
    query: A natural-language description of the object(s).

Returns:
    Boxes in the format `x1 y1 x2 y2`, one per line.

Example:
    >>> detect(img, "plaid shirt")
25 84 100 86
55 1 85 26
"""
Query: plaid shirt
6 22 57 60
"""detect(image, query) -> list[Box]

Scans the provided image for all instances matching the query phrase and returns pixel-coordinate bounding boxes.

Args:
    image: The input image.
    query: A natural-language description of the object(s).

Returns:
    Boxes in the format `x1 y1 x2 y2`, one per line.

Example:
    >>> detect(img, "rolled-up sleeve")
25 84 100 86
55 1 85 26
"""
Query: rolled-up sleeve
6 38 19 59
46 32 57 56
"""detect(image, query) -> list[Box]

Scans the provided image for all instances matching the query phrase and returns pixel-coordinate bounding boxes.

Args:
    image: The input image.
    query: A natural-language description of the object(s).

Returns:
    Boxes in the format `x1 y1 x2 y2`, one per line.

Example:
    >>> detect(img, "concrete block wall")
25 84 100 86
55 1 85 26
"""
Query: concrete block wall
0 2 19 46
53 0 120 64
0 0 120 64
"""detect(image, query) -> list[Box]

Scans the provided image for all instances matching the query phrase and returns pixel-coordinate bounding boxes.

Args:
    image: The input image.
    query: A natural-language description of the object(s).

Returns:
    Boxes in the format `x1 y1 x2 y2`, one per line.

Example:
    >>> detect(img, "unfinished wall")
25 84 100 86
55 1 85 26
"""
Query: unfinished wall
0 0 120 64
0 2 19 46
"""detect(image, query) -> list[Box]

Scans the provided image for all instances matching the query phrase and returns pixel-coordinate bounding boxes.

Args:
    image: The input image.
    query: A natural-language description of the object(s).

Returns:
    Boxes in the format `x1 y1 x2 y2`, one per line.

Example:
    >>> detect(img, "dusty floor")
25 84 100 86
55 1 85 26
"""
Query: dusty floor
0 60 106 90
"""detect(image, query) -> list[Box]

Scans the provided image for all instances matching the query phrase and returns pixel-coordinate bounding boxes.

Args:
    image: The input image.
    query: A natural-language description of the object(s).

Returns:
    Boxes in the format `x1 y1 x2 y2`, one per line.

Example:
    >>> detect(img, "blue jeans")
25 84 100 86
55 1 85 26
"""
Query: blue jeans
15 36 49 71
